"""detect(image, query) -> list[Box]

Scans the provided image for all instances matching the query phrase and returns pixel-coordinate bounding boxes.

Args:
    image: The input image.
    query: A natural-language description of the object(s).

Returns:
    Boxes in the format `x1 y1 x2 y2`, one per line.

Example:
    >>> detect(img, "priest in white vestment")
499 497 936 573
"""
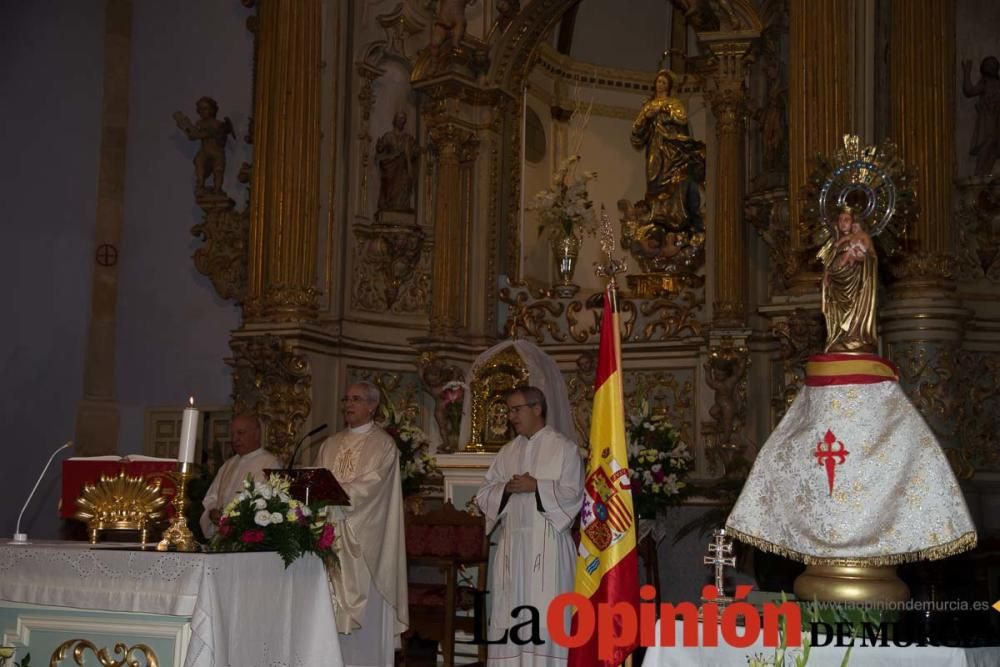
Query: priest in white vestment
315 381 408 667
200 413 281 538
476 386 584 667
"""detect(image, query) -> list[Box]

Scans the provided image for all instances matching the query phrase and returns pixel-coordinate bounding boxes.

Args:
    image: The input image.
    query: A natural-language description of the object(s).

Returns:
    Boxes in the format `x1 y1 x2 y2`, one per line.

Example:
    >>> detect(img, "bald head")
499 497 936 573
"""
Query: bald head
231 414 262 456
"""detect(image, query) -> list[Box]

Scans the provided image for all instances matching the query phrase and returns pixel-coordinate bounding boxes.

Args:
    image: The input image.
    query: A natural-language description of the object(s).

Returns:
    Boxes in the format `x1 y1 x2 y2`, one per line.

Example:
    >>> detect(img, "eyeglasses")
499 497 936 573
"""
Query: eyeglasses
340 396 371 404
506 402 537 414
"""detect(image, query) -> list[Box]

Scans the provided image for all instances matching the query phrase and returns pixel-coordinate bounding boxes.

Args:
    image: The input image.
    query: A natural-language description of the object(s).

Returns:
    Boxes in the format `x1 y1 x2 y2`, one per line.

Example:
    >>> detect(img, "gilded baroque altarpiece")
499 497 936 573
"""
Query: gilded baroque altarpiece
178 0 1000 503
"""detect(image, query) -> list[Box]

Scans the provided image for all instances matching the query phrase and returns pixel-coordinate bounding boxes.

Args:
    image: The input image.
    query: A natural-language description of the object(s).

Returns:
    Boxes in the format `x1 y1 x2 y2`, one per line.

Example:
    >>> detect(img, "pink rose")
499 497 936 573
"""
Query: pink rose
219 521 233 537
240 529 265 544
317 523 336 550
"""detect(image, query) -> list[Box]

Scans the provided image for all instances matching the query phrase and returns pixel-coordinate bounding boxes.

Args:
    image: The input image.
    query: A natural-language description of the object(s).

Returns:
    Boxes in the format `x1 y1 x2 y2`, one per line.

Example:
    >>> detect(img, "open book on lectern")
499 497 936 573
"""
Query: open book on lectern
267 466 350 507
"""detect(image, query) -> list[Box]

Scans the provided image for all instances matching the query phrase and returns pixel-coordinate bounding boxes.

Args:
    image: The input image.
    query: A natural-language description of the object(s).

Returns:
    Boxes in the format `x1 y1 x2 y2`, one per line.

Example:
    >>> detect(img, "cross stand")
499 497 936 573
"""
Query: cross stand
701 527 736 612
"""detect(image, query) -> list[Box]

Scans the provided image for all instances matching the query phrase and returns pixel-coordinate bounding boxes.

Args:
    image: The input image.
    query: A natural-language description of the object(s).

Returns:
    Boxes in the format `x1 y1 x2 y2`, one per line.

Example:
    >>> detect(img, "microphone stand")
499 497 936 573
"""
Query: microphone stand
11 441 73 544
286 423 328 473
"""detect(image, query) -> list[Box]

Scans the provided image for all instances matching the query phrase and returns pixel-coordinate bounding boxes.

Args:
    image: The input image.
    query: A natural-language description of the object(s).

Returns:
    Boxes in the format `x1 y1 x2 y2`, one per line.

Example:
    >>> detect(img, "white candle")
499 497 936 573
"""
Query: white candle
178 397 199 464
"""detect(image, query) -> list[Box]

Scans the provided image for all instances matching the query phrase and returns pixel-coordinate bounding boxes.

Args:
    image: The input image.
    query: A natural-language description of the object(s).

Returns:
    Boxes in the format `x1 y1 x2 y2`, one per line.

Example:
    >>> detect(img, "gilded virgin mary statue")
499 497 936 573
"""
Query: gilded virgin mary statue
620 67 706 294
817 205 877 352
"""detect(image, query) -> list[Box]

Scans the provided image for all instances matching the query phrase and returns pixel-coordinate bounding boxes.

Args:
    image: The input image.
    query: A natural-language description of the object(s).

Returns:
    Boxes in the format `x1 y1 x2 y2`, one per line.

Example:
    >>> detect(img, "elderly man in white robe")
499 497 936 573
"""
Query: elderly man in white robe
199 413 281 538
476 386 584 666
314 381 408 667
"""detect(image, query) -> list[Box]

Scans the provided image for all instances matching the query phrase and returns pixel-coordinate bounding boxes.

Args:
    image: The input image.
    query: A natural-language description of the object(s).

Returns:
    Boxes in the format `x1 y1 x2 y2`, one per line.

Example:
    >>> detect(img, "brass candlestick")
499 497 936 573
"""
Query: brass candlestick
156 462 198 552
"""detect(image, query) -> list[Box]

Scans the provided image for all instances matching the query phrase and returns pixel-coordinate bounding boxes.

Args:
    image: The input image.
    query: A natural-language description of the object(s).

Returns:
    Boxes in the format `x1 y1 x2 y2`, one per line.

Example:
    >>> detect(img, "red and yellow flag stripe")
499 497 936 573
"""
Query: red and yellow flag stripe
569 287 639 667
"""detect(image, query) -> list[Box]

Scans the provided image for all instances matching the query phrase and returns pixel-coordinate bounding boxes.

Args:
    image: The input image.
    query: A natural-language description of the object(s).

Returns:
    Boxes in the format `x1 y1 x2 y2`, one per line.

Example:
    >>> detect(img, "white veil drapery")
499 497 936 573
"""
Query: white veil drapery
458 339 577 447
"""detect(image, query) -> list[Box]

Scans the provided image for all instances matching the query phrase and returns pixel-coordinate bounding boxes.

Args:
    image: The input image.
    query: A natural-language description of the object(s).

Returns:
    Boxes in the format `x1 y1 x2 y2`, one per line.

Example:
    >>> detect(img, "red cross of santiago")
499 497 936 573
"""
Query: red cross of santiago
814 429 849 495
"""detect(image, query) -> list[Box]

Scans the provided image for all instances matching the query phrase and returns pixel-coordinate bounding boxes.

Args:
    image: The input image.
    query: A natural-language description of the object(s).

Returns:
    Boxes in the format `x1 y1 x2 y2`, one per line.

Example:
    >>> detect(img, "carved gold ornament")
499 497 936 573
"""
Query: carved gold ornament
803 134 916 256
500 284 702 345
74 470 167 544
351 222 430 313
230 334 311 461
50 638 159 667
467 346 530 452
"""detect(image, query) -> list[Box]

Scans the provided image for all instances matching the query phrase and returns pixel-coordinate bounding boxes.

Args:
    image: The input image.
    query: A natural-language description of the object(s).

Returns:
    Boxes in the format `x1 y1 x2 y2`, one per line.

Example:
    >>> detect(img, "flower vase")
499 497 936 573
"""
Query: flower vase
551 234 582 297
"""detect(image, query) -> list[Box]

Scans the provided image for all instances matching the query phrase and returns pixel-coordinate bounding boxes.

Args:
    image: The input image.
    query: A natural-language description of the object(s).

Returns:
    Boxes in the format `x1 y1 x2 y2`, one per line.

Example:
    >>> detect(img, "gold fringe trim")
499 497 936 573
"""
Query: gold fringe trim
725 526 978 567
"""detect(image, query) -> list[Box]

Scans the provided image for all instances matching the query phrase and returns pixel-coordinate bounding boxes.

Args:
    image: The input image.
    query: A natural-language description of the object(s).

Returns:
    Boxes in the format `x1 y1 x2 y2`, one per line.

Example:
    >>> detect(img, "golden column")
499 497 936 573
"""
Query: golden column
427 121 479 338
705 40 754 327
888 0 956 290
787 0 859 291
245 0 322 322
881 0 966 467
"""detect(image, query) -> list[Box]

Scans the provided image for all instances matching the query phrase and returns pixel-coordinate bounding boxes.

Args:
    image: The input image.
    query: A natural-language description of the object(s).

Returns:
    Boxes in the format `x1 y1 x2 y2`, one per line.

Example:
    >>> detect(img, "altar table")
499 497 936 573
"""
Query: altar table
0 541 344 667
641 618 1000 667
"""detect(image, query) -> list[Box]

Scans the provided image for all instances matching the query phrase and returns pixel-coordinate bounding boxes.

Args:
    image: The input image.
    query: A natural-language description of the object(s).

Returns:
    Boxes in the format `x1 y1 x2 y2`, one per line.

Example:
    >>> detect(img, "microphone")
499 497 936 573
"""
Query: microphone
11 441 73 544
286 424 328 472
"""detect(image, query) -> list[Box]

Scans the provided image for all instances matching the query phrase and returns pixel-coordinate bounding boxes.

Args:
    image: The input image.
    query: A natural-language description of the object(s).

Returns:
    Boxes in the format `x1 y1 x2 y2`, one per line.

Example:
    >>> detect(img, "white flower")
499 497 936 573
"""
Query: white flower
269 511 284 524
254 498 266 510
254 510 272 526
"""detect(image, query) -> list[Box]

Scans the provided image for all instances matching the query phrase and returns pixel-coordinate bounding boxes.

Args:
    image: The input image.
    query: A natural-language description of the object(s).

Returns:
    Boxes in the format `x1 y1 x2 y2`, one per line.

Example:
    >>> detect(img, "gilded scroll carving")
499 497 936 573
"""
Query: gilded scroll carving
745 189 793 293
566 352 695 458
500 284 702 345
230 334 311 461
956 178 1000 282
51 639 159 667
351 223 431 313
769 308 824 423
956 350 1000 471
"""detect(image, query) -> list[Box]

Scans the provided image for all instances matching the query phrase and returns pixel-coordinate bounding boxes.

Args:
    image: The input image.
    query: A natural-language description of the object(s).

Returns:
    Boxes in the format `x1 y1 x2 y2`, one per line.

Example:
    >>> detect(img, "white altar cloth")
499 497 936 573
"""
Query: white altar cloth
0 541 343 667
640 619 1000 667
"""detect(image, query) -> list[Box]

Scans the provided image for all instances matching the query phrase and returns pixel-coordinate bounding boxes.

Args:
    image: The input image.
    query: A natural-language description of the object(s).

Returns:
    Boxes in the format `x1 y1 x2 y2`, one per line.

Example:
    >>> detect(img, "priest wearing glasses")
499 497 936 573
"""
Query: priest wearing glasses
476 385 584 666
315 380 408 667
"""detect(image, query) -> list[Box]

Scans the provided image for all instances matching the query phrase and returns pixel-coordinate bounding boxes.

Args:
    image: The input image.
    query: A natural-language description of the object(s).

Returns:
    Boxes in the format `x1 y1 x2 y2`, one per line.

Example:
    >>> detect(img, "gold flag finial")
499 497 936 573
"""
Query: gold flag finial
594 204 627 285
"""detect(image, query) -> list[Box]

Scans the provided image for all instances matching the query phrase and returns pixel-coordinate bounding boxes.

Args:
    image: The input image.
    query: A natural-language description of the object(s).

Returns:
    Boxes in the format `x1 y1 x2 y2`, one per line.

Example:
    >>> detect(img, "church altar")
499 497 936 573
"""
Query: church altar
641 619 1000 667
0 541 343 667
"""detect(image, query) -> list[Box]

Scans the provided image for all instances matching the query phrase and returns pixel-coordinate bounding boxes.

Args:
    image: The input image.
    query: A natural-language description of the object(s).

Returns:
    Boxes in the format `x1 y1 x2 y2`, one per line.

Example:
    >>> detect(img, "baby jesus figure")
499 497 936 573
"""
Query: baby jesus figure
833 221 873 268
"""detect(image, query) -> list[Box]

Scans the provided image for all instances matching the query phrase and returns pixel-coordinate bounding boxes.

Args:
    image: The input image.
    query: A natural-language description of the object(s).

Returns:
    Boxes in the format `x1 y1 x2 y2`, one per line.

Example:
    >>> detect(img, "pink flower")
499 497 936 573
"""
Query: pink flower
317 523 336 550
218 520 233 537
240 529 265 544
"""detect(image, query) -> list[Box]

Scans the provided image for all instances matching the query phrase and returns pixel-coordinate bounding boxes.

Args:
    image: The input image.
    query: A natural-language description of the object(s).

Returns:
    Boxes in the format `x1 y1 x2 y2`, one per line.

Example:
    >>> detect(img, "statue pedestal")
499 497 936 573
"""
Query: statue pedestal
794 564 910 603
435 452 495 510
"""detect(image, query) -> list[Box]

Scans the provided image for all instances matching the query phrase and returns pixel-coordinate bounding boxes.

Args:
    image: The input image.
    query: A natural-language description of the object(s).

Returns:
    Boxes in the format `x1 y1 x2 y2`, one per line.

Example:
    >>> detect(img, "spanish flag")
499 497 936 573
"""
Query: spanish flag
569 287 640 667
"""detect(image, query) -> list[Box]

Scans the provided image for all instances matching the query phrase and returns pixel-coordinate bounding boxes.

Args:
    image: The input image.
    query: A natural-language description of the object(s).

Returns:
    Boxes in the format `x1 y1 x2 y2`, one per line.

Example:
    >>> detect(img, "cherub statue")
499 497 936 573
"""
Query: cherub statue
174 97 235 194
705 353 747 446
961 56 1000 177
429 0 477 61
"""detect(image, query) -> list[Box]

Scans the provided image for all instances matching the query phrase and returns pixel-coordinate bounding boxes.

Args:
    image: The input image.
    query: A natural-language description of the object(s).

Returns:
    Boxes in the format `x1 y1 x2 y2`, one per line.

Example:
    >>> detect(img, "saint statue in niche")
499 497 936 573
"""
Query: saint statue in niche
817 205 877 353
757 56 788 175
375 111 419 214
173 96 235 195
961 56 1000 177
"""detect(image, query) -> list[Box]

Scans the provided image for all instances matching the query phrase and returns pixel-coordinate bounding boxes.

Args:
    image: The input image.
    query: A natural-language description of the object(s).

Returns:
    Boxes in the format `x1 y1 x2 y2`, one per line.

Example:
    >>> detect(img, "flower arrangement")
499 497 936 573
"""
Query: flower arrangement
209 473 338 568
627 399 692 519
529 155 598 241
441 380 467 435
380 400 440 497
